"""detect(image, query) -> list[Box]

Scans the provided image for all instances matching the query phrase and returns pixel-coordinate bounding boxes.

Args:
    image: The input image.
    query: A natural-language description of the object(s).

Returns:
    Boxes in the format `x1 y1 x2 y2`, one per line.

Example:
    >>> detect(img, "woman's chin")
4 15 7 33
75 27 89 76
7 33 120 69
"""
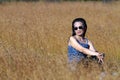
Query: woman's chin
76 33 83 36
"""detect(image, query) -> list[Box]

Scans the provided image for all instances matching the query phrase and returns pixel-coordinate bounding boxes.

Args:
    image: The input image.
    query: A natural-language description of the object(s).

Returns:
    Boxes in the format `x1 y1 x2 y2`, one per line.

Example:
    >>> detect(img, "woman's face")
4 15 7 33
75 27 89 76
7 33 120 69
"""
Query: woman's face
74 21 84 36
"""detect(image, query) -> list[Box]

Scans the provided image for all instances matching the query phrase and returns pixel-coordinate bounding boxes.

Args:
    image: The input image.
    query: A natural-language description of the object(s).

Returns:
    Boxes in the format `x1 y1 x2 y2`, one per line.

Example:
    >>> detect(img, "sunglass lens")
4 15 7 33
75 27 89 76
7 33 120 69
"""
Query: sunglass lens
74 26 84 30
74 27 78 30
79 27 83 29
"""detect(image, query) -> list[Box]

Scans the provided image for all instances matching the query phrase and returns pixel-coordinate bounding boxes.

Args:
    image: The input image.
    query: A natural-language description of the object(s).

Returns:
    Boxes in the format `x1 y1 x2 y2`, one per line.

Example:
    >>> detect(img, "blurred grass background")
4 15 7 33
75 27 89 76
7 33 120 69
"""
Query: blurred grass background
0 1 120 80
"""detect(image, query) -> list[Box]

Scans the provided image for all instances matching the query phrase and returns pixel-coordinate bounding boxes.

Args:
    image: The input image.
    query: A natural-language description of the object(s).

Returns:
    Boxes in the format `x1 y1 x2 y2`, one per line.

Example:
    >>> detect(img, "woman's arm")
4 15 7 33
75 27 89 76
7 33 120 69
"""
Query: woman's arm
88 40 96 52
69 36 104 63
69 36 99 56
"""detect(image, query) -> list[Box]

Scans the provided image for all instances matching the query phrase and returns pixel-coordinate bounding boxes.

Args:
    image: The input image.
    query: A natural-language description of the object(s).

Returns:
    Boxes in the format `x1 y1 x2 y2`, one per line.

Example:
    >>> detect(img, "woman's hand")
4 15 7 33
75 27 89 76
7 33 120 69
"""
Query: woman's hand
97 53 104 64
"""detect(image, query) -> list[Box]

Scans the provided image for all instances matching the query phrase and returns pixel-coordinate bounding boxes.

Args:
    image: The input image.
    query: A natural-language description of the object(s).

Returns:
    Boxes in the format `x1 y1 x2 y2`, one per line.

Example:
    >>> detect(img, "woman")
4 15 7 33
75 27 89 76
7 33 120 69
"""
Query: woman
68 18 104 70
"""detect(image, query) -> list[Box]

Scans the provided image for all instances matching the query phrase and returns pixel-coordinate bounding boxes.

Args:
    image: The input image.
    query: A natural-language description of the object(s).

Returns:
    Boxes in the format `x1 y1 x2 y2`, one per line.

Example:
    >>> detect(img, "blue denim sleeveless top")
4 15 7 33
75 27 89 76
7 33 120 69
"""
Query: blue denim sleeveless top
68 38 89 63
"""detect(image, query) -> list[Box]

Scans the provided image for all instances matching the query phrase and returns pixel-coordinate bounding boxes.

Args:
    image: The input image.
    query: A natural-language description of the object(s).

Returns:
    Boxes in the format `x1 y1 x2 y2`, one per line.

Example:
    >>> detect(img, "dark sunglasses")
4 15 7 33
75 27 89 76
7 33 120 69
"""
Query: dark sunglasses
74 26 84 30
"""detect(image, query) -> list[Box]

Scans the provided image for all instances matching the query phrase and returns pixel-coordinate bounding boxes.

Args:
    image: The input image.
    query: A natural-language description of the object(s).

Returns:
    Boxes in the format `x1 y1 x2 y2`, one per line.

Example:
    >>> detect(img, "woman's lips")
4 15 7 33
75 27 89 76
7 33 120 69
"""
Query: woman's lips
77 31 82 34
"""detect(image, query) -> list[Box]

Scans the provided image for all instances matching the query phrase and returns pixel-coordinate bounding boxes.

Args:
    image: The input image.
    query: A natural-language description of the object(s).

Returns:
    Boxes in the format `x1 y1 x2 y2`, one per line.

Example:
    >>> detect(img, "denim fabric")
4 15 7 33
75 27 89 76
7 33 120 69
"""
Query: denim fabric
68 41 89 63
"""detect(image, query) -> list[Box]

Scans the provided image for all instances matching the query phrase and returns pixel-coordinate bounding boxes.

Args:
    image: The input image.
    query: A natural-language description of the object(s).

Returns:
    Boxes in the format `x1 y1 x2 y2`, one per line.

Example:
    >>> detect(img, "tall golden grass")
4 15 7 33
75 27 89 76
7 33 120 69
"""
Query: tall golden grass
0 1 120 80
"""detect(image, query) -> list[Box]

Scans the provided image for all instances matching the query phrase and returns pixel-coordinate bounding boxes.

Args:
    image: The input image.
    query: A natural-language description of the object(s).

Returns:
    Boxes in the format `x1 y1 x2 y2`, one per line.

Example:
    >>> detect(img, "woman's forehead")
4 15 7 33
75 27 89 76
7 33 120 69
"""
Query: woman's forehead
74 22 83 26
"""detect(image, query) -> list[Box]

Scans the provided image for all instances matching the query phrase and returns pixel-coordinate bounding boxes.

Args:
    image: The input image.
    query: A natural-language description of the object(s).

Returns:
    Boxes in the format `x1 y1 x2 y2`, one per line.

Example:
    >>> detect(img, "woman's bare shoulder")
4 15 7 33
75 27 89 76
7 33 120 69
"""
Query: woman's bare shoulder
69 36 76 41
68 36 76 45
85 38 93 44
87 39 95 47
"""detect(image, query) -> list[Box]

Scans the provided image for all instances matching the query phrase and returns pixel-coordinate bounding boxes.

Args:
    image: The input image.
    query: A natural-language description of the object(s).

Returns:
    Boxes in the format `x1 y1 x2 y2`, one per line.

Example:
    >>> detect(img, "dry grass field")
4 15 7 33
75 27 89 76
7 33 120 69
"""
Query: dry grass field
0 1 120 80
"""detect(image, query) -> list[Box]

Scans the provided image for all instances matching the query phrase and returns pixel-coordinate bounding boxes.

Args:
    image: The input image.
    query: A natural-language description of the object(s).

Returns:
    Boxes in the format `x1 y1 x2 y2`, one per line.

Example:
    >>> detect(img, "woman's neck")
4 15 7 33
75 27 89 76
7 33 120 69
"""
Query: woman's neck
75 35 84 41
75 35 87 44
